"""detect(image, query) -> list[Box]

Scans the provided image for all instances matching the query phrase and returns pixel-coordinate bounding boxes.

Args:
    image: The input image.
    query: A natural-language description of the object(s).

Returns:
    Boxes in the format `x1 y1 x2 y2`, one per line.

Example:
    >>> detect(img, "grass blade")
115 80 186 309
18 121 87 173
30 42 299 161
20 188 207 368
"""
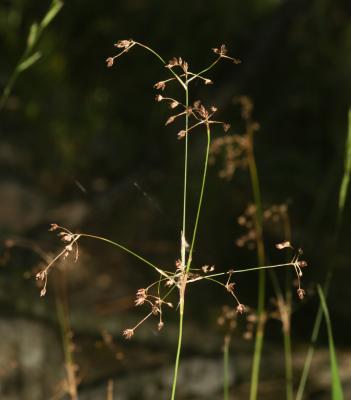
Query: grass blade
17 52 42 72
317 285 344 400
337 108 351 228
0 0 63 111
40 0 64 29
296 108 351 400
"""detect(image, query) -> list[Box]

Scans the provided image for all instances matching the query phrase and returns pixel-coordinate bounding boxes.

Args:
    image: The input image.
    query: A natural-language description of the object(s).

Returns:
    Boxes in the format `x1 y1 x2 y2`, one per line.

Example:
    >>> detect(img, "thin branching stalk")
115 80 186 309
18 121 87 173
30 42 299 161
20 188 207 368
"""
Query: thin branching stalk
79 233 169 278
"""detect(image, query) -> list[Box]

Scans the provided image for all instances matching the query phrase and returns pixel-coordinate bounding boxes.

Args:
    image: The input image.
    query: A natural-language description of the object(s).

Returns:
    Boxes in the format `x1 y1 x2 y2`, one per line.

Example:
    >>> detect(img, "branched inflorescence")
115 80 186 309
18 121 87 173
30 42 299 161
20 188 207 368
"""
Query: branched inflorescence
36 41 308 344
37 225 307 338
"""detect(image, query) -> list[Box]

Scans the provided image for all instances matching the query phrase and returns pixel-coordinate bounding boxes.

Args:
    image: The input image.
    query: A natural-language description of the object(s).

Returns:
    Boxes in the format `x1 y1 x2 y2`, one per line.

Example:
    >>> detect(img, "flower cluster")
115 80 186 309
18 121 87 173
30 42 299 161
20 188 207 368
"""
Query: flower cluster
35 224 80 297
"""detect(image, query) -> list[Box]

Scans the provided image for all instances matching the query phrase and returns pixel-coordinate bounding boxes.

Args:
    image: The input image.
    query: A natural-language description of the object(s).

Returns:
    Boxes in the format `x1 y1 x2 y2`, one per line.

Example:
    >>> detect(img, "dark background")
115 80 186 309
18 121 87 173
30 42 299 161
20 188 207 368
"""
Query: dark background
1 0 351 399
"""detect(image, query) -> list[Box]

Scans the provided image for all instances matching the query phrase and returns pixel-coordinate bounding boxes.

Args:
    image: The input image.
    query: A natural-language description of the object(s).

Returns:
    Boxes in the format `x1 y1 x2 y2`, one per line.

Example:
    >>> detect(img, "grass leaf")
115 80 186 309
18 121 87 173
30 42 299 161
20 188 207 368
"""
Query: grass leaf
317 285 344 400
27 23 39 48
17 52 42 72
40 0 64 29
338 109 351 225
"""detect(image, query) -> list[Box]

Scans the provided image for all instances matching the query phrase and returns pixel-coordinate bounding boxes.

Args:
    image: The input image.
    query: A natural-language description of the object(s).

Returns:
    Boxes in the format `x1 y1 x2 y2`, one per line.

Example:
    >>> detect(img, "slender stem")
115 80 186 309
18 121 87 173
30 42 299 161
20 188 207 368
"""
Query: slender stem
284 330 294 400
283 214 294 400
270 268 294 400
181 87 189 266
295 281 326 400
79 234 169 279
171 294 185 400
223 335 230 400
172 123 211 399
247 128 266 400
250 332 264 400
187 57 221 84
135 42 186 90
186 123 211 272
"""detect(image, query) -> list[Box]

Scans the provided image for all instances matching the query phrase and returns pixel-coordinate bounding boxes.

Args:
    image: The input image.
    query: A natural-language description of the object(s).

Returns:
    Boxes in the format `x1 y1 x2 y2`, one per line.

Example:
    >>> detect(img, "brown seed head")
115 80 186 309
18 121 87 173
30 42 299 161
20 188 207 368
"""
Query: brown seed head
154 81 166 91
177 130 186 140
165 116 175 126
49 223 59 231
106 57 114 68
114 39 133 49
165 57 179 68
297 288 305 300
169 100 179 109
226 282 235 293
122 329 134 339
236 304 245 314
61 234 73 243
223 123 231 133
275 241 292 250
297 260 308 268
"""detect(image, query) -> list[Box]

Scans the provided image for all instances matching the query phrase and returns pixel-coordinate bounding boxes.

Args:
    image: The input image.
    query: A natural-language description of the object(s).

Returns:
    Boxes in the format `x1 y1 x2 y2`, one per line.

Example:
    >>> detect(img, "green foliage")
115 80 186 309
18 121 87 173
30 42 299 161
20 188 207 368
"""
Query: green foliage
338 109 351 226
0 0 63 111
317 285 344 400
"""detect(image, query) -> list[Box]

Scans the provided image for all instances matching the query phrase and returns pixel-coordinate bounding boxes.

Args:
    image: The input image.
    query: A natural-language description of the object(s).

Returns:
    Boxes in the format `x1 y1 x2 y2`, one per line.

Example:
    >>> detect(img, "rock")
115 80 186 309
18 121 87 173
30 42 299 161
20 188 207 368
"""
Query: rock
0 318 63 400
78 356 230 400
0 181 44 233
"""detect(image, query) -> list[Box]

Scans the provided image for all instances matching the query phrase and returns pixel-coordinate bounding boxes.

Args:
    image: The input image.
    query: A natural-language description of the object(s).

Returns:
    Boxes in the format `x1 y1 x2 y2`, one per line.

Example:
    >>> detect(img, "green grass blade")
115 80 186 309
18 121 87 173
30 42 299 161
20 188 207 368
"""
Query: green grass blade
17 52 42 72
40 0 64 29
337 108 351 227
0 0 63 111
27 23 39 48
296 108 351 400
317 285 344 400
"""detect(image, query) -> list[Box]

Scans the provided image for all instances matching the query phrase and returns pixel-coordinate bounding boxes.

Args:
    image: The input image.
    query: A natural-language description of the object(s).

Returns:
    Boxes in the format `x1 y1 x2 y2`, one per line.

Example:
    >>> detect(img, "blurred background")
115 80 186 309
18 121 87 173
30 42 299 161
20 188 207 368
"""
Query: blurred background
1 0 351 399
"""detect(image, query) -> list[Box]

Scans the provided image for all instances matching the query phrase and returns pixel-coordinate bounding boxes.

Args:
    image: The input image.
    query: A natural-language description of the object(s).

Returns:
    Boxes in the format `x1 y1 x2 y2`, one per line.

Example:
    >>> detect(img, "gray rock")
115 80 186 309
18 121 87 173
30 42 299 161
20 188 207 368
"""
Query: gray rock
0 181 44 232
0 318 63 400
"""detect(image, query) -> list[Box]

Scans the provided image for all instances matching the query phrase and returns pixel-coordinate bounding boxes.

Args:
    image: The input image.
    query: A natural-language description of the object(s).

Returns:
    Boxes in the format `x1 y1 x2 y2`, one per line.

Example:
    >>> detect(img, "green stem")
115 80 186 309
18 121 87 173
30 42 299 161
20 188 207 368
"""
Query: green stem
295 280 326 400
171 123 211 399
171 296 185 400
186 123 211 272
187 57 221 84
80 233 169 278
269 263 293 400
181 87 189 266
135 42 186 90
247 129 266 400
